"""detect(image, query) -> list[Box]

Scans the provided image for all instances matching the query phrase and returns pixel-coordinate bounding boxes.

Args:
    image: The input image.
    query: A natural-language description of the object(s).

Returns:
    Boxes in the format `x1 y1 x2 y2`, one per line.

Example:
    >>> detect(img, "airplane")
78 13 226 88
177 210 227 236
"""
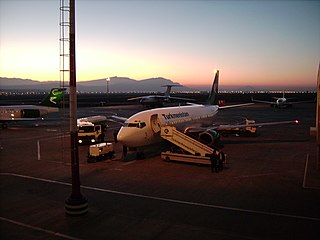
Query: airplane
252 91 314 108
127 84 194 107
116 70 299 157
0 88 65 128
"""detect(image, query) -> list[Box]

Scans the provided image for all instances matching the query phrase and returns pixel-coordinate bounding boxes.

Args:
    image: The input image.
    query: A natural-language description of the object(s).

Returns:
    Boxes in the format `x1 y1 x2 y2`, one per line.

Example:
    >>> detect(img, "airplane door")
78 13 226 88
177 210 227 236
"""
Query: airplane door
150 114 161 133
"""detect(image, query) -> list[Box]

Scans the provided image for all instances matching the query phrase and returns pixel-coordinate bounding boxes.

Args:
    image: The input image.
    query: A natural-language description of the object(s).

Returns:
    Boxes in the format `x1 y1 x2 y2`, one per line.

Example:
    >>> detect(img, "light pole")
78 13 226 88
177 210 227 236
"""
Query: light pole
65 0 88 215
106 77 110 94
316 63 320 170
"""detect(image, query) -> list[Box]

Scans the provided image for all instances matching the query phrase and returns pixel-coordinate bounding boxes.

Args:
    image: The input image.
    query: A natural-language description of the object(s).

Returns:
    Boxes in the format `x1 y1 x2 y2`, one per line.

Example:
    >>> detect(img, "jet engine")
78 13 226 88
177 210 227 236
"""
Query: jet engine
198 130 220 147
21 109 41 118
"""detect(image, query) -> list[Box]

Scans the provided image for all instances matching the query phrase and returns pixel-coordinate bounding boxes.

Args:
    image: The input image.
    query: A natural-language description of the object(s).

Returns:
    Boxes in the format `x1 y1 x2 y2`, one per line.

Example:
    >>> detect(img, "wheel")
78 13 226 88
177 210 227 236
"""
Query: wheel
221 131 229 137
136 152 145 160
218 152 225 170
87 157 96 163
123 146 128 157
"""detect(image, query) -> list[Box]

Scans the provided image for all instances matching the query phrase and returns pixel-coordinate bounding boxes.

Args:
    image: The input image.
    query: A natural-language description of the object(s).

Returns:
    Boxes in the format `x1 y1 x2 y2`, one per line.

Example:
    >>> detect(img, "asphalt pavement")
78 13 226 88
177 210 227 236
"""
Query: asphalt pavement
0 103 319 240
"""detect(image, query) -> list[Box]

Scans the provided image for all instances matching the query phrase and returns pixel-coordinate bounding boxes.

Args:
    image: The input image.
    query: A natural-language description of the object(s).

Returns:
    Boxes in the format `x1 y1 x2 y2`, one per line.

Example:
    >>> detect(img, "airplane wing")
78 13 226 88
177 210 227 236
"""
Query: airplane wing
107 115 128 125
251 99 275 104
219 103 254 109
128 95 194 102
212 120 299 131
127 96 165 101
167 96 195 102
127 95 164 101
78 115 107 123
0 117 44 121
185 120 299 133
127 96 145 101
289 100 315 104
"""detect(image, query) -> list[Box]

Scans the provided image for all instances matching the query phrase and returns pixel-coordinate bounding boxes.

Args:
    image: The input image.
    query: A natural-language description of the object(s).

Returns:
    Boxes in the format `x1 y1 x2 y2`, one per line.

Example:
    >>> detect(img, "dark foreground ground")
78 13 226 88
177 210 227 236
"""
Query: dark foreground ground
0 101 319 240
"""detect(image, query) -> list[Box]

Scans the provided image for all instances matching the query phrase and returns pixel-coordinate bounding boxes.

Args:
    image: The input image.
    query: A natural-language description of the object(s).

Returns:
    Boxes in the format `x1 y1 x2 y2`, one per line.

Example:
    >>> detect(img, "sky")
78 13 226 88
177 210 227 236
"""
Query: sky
0 0 319 90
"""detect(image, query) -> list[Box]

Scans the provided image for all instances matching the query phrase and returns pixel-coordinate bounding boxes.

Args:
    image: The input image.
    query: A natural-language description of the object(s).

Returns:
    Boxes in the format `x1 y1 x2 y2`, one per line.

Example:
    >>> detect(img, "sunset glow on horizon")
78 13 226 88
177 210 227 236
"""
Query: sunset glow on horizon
0 0 319 90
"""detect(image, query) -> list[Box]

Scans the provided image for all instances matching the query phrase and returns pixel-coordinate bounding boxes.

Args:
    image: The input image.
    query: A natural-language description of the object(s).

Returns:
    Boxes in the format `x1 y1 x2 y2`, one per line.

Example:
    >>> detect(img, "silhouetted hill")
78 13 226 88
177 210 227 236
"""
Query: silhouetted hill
0 77 191 92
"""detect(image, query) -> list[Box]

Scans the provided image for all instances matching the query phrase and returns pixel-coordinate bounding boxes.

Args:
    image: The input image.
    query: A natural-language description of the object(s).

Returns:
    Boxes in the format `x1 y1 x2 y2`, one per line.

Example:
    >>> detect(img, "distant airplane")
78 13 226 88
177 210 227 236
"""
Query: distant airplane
252 91 314 108
127 85 194 107
116 71 298 157
0 88 65 128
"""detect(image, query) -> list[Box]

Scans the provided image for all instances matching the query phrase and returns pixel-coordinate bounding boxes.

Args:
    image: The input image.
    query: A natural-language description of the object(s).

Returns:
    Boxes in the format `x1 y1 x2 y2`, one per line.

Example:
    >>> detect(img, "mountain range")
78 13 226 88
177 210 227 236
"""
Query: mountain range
0 77 192 92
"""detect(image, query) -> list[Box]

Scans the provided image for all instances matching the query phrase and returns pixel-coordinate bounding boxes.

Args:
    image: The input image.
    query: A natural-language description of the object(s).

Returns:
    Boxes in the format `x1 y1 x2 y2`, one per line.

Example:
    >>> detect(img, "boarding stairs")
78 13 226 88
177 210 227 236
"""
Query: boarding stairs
160 126 225 171
160 126 215 157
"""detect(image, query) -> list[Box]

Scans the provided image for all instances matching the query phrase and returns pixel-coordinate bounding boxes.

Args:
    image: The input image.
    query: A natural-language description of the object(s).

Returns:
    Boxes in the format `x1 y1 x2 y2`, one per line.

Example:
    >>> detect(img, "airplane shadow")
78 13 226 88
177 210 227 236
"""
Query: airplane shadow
120 141 172 162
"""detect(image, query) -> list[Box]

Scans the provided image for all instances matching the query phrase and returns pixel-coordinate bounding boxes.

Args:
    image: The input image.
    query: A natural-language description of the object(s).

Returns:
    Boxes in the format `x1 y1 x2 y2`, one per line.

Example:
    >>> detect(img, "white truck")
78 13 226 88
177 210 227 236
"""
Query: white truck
77 115 107 144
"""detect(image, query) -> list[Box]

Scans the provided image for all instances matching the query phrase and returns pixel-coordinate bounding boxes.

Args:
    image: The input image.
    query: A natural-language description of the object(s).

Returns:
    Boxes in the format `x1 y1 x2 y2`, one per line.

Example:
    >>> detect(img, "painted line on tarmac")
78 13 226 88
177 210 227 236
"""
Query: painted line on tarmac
2 133 67 142
233 172 279 179
302 154 320 190
1 172 320 222
303 154 309 189
0 216 83 240
122 160 137 166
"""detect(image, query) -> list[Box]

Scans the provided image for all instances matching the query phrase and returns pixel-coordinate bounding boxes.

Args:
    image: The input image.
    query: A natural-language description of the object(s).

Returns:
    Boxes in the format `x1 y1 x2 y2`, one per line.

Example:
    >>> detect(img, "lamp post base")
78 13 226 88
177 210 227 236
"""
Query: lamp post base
65 196 88 216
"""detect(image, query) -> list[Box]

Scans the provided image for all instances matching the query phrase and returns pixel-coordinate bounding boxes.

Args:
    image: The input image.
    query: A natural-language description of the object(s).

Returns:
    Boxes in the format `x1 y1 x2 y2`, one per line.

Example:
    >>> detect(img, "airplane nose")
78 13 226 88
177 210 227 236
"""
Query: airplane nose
116 130 125 143
117 127 143 148
117 128 133 147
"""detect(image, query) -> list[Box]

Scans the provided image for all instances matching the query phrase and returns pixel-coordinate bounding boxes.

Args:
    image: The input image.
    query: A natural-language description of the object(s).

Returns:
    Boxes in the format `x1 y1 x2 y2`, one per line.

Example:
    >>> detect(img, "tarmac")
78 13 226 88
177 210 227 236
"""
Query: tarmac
0 103 319 240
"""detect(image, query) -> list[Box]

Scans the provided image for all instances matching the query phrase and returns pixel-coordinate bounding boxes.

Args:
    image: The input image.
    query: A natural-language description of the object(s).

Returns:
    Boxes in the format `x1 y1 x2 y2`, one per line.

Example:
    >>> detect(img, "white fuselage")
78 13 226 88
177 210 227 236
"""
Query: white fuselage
0 105 58 120
276 98 286 105
117 104 219 148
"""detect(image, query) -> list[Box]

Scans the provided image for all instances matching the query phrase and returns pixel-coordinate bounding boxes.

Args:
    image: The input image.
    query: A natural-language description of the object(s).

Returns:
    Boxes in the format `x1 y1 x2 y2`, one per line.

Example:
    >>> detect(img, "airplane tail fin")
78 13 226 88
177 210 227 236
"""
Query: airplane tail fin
39 88 65 107
206 70 219 105
164 85 173 97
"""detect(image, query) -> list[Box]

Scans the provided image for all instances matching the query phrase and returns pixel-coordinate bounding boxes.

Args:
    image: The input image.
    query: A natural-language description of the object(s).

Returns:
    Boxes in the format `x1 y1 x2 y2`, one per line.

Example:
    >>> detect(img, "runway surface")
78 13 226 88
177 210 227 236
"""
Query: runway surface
0 103 319 240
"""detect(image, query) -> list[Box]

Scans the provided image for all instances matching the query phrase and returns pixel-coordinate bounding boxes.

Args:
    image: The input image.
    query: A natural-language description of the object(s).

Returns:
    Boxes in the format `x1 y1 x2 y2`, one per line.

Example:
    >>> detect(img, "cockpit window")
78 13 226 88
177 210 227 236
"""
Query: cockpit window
125 122 146 128
127 123 138 127
138 122 146 128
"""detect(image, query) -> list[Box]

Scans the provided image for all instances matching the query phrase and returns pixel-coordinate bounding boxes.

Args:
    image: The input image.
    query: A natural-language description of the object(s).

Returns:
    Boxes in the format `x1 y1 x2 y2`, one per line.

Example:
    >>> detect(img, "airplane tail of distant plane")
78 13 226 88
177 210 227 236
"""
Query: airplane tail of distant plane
164 85 173 97
273 90 285 100
39 88 65 107
206 70 219 105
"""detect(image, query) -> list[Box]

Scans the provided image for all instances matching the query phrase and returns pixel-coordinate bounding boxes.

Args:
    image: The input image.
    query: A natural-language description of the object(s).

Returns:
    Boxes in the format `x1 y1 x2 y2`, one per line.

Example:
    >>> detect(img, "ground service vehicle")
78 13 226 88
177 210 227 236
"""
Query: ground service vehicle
87 142 114 163
219 119 257 136
77 115 107 144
